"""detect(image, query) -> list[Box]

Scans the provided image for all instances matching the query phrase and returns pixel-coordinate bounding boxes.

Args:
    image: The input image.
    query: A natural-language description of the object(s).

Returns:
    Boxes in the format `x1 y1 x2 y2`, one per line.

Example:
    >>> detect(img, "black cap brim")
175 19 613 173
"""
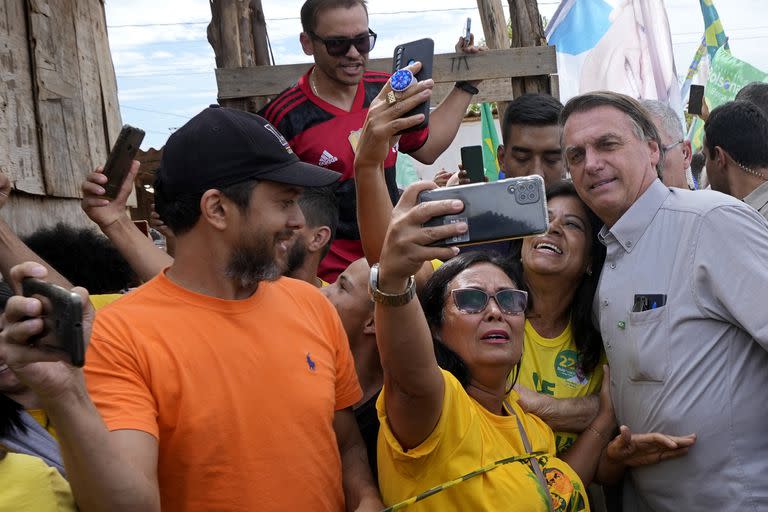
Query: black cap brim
258 160 340 188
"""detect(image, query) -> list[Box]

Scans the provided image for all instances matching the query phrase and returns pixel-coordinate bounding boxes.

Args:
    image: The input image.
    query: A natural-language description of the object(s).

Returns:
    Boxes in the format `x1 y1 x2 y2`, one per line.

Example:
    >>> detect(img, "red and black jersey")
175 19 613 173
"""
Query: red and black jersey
259 67 429 282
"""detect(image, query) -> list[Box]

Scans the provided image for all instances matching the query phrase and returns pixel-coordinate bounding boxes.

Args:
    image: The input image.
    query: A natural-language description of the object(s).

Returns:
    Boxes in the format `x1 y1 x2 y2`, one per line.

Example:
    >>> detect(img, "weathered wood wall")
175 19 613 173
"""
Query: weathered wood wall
0 0 122 235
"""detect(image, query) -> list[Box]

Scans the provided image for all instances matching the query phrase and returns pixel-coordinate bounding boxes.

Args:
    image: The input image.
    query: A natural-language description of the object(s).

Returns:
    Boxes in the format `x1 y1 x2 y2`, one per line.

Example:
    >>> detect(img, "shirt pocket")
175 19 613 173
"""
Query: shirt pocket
627 306 669 382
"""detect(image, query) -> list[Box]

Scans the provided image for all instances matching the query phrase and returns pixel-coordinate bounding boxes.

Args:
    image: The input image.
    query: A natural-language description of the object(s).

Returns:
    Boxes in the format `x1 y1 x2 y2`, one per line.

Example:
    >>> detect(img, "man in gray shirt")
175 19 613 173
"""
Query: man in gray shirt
704 100 768 220
561 91 768 511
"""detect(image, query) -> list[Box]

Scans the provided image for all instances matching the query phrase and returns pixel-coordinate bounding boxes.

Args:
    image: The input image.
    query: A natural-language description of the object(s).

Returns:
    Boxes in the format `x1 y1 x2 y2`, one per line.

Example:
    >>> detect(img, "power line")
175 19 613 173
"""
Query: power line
121 105 193 119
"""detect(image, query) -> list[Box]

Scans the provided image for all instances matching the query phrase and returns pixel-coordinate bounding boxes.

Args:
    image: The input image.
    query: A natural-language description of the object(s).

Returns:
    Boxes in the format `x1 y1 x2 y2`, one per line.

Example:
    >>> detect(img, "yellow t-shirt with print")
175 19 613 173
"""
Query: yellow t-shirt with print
0 452 76 511
377 369 589 512
518 320 605 454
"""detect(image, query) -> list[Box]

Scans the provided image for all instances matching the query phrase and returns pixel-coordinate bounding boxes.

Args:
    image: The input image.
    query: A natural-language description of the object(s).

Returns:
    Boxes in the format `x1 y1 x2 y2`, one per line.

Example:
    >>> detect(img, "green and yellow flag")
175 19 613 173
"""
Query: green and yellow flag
700 0 728 60
480 103 500 181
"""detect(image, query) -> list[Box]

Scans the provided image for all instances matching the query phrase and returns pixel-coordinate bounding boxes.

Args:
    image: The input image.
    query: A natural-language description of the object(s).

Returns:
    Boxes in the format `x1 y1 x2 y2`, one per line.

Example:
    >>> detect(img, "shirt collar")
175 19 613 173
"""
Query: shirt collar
743 180 768 211
598 179 670 253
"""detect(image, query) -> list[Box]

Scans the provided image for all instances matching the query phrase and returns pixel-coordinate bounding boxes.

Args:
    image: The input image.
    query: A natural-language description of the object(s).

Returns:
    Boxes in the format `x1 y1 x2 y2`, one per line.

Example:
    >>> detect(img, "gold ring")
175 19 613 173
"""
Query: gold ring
386 91 397 105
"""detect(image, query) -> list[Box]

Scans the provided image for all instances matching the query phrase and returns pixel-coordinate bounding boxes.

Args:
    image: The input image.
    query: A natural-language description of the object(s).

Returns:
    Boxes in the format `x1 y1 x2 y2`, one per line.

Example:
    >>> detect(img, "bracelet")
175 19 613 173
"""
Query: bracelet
585 425 607 441
455 81 479 95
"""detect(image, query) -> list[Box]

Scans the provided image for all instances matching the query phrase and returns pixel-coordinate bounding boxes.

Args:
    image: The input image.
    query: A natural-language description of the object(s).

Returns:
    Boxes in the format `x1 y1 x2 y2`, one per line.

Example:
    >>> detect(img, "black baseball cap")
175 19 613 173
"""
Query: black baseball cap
156 106 339 197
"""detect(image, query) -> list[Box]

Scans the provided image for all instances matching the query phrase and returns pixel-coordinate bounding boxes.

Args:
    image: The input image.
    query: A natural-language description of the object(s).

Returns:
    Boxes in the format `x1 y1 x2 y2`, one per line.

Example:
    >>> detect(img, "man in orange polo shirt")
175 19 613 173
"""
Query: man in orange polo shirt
0 106 381 511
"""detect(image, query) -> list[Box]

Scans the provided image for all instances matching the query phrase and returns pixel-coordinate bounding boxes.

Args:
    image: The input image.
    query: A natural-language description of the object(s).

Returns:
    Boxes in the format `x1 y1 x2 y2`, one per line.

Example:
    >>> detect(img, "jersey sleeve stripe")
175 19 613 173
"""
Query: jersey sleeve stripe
263 89 304 121
273 97 309 128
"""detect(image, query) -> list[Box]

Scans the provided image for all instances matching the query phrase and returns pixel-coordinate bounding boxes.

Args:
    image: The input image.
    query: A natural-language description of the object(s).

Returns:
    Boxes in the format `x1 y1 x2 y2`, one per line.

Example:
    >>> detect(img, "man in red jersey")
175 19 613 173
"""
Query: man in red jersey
259 0 483 282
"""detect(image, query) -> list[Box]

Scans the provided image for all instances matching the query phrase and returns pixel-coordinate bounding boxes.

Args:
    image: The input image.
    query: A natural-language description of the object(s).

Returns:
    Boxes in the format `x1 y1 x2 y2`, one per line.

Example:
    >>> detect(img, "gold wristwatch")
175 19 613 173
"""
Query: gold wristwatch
368 263 416 307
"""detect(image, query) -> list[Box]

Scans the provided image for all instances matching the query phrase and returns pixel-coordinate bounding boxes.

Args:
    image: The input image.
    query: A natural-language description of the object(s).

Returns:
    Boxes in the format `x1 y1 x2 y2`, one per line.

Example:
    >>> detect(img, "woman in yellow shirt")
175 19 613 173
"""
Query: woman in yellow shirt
355 69 697 511
515 180 608 455
0 447 76 511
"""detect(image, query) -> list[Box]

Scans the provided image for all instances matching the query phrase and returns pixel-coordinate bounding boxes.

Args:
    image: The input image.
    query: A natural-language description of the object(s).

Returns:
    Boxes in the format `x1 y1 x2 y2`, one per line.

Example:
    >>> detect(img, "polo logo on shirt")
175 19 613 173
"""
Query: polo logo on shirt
306 353 317 372
318 150 339 167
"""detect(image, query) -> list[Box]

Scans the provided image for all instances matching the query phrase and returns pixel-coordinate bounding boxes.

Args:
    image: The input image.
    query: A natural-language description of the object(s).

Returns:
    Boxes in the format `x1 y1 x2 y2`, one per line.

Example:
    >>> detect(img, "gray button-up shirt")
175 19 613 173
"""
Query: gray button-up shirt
596 179 768 512
744 180 768 221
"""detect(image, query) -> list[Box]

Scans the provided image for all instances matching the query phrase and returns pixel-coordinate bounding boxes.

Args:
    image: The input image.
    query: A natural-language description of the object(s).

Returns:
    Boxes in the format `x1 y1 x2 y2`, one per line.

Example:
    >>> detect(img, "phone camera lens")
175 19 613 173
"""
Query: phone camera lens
507 185 515 193
520 193 527 200
527 184 534 191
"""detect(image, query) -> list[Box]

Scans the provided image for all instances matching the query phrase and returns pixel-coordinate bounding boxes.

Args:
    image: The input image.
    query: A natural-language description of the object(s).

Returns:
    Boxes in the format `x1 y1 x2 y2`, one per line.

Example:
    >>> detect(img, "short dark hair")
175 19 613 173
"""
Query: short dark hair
300 0 368 33
299 186 339 259
154 179 260 236
542 180 605 375
501 94 564 145
704 100 768 169
420 251 524 387
690 152 706 185
560 91 664 177
735 82 768 118
23 224 138 294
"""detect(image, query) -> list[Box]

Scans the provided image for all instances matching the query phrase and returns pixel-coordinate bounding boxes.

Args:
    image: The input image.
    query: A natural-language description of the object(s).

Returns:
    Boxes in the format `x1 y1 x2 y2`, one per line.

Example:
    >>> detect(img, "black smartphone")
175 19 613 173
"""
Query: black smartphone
464 17 471 47
392 38 434 133
688 85 705 115
21 278 85 367
461 145 485 183
103 124 145 199
417 175 549 247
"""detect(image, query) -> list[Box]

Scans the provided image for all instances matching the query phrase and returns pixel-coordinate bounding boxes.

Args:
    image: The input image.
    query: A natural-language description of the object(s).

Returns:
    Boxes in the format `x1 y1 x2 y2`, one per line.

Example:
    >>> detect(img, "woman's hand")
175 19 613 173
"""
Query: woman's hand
354 62 434 172
377 181 465 287
606 425 696 467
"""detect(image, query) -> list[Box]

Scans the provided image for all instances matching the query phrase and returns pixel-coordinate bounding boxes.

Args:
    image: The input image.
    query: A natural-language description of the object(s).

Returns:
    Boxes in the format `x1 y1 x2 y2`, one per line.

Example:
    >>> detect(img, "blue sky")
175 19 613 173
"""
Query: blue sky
104 0 768 151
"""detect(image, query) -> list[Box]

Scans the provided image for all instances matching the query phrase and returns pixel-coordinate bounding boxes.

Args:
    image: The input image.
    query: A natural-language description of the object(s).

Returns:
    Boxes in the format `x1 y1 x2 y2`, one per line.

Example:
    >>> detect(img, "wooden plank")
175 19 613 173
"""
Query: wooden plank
216 46 557 100
0 0 45 195
28 0 93 198
476 0 512 126
91 1 122 147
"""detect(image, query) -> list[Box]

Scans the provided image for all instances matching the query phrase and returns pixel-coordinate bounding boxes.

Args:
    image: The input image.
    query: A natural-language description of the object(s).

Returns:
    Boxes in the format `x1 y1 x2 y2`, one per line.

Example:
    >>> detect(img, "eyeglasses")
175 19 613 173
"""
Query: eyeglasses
308 29 377 57
662 140 683 151
451 288 528 315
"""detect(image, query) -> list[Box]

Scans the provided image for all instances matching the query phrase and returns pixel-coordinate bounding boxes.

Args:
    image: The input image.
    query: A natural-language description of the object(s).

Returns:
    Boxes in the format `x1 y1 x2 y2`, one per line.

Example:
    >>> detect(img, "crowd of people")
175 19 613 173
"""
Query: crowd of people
1 0 767 511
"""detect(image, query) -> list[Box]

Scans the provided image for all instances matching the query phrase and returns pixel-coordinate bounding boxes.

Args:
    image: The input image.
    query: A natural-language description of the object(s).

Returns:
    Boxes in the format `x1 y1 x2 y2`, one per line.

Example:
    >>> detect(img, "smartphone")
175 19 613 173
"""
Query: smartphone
464 17 471 47
103 125 145 199
461 146 485 183
688 85 705 115
392 38 434 133
21 278 85 367
417 175 549 247
133 220 150 238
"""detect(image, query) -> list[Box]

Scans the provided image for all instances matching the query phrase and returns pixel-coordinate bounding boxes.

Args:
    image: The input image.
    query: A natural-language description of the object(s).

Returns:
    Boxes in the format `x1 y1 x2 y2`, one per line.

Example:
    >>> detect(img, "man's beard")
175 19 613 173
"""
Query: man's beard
285 236 308 275
225 230 287 289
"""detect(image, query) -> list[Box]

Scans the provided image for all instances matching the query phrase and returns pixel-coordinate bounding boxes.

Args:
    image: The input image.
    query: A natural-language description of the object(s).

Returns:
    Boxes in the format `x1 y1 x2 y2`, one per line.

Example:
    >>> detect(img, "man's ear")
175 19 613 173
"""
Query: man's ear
682 140 693 169
199 190 230 231
300 32 314 56
496 145 506 172
308 226 332 254
648 139 661 169
362 315 375 335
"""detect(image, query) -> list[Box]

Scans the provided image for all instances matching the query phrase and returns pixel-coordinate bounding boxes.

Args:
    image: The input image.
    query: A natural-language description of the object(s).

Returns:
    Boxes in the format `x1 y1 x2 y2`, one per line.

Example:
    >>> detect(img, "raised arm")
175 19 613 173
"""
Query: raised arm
81 162 172 281
354 62 433 265
0 262 160 511
373 182 465 449
0 173 72 288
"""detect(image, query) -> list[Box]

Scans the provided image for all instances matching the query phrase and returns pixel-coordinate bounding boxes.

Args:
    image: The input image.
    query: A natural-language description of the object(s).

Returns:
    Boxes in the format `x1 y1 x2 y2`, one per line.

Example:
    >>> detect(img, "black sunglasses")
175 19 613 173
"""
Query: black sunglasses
309 29 377 57
451 288 528 315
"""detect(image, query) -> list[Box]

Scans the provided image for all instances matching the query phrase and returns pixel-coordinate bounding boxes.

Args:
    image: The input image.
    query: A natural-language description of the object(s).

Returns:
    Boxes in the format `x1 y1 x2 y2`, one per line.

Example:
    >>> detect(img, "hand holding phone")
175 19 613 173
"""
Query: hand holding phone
417 175 549 247
21 278 85 367
392 38 434 134
103 125 145 199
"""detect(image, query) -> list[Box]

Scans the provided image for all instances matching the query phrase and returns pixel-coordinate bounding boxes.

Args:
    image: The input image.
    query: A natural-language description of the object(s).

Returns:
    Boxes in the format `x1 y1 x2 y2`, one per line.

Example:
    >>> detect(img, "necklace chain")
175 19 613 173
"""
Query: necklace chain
737 161 768 181
310 68 320 97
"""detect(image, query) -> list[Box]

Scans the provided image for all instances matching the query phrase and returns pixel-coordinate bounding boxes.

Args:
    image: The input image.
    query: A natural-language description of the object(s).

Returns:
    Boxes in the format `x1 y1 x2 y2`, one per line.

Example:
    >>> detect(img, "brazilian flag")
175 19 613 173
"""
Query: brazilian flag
480 103 500 181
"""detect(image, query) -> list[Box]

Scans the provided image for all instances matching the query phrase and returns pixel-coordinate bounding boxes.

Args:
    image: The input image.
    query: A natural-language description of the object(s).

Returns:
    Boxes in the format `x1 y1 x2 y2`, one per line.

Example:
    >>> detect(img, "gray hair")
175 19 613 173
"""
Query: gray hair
560 91 664 178
640 99 684 141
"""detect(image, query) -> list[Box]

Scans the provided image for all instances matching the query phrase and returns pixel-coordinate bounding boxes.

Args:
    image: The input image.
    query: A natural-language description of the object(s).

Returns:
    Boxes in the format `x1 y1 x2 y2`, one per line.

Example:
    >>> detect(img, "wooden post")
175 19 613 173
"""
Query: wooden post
208 0 271 112
476 0 510 122
507 0 550 97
